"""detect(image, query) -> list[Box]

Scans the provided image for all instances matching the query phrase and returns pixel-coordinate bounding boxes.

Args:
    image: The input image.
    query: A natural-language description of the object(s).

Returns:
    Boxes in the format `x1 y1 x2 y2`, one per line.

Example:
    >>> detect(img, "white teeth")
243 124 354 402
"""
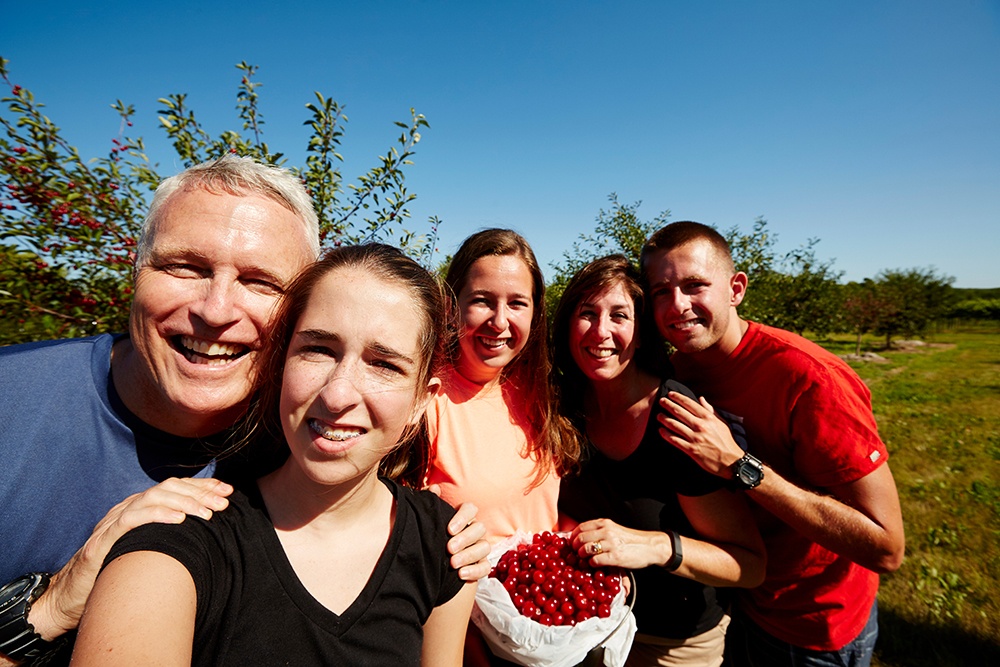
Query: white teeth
672 320 700 330
181 336 243 358
309 419 364 441
478 336 508 349
587 347 615 358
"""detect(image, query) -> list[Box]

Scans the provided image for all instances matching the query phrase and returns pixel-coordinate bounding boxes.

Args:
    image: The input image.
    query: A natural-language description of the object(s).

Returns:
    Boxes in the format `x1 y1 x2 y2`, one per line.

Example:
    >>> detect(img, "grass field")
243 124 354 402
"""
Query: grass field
813 329 1000 666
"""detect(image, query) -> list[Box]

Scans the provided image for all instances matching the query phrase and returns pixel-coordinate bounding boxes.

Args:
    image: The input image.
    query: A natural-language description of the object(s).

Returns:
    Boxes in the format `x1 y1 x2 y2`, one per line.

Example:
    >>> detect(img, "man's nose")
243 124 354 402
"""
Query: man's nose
192 277 240 327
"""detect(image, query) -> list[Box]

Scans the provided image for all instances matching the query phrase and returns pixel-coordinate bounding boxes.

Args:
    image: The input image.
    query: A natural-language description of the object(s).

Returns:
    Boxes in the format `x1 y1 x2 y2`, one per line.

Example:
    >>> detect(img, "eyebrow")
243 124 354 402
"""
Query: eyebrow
651 273 710 289
468 288 532 300
296 329 417 367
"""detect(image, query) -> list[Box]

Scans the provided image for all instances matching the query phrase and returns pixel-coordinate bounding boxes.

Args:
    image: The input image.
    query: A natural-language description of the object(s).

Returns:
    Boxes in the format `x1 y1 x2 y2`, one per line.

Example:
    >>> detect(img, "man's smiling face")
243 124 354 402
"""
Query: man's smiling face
645 239 746 361
122 185 315 435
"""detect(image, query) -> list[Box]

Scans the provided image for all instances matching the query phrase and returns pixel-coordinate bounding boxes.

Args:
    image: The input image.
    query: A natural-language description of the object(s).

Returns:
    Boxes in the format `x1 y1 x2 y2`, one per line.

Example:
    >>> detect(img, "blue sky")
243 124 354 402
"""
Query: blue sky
4 0 998 287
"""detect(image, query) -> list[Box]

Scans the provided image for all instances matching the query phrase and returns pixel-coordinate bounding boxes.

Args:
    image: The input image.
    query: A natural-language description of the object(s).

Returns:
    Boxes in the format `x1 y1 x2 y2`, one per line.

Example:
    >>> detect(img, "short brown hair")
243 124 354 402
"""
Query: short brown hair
640 221 735 276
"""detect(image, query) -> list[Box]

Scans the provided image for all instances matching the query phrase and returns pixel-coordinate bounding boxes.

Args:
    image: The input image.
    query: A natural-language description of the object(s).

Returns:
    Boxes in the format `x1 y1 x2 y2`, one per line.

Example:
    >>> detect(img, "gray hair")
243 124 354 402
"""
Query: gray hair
136 156 321 267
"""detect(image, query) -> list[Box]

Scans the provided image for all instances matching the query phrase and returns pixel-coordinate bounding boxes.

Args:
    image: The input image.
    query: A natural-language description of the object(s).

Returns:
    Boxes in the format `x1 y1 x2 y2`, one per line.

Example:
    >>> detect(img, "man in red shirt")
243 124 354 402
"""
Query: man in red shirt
641 221 904 667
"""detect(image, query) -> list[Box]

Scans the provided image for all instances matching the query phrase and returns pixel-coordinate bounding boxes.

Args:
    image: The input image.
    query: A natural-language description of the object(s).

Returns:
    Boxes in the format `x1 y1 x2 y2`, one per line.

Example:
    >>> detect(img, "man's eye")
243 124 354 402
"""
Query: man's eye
162 264 204 277
242 278 283 294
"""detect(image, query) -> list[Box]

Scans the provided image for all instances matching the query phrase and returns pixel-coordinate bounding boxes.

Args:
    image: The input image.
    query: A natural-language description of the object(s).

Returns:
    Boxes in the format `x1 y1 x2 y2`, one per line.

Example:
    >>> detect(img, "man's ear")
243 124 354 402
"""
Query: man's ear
730 272 748 307
408 376 442 426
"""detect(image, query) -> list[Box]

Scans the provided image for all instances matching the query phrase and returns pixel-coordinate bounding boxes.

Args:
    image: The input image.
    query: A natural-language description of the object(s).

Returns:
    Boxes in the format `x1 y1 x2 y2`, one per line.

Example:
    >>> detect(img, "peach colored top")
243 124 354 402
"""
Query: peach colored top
425 368 559 544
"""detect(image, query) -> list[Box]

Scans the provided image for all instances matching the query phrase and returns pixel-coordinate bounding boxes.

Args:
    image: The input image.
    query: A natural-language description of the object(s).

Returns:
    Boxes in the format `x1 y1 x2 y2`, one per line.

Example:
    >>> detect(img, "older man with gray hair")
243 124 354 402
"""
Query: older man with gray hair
0 156 487 666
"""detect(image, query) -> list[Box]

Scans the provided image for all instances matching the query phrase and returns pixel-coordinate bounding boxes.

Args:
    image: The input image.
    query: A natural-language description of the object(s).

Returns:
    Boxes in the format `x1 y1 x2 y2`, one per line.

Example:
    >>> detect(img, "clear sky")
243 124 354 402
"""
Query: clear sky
4 0 998 287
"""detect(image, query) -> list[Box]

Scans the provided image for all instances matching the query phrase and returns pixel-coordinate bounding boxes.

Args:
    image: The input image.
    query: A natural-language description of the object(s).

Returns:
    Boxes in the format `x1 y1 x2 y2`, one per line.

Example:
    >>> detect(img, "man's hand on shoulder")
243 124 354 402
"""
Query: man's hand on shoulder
26 477 232 642
446 502 490 582
657 391 745 477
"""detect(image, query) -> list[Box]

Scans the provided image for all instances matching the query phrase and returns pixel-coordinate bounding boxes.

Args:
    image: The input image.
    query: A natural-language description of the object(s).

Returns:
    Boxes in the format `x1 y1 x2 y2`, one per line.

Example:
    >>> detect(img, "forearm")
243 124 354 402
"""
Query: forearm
670 533 765 588
749 465 904 573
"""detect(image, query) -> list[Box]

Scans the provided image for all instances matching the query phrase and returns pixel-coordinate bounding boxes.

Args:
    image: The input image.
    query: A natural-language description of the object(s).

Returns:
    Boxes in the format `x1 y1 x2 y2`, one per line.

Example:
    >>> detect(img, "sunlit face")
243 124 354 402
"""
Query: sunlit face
455 254 535 385
568 282 639 384
644 239 746 360
279 268 434 487
124 186 315 435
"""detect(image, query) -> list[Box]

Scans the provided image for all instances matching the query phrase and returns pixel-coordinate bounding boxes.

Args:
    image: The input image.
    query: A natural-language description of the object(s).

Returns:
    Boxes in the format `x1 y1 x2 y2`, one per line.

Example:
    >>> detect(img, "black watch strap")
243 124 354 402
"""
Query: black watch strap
0 573 67 664
663 530 683 572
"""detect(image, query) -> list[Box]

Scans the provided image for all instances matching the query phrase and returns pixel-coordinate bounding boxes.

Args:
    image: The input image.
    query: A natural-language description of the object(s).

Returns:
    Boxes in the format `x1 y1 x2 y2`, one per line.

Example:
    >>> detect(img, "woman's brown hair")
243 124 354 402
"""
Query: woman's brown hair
242 243 449 482
445 229 579 477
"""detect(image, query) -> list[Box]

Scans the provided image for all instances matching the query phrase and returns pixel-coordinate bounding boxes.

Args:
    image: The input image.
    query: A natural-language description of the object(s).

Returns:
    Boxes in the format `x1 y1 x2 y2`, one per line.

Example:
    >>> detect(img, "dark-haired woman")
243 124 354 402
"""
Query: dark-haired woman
553 255 765 667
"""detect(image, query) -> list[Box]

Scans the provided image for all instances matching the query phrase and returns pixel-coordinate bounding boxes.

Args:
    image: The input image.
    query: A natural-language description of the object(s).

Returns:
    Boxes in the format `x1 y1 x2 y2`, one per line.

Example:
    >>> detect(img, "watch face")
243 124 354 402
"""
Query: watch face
0 573 46 612
0 576 34 611
734 455 763 488
739 464 761 484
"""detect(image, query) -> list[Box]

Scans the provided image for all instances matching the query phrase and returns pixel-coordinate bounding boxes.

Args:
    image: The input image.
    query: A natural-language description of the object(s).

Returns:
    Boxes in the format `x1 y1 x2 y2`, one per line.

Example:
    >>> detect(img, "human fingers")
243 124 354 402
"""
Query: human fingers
665 390 709 415
99 478 233 532
570 519 608 548
451 539 491 582
448 502 479 537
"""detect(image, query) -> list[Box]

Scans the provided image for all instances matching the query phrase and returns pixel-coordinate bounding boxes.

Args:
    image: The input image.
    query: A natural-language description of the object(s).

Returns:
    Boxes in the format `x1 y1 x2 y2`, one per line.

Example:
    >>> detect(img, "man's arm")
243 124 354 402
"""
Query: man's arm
658 391 905 574
0 477 230 666
749 463 904 573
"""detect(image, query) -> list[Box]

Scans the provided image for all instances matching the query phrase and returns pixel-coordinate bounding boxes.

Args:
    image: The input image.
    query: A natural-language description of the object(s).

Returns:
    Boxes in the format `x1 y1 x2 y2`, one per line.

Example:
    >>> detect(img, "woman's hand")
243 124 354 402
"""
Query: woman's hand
445 502 490 581
569 519 675 571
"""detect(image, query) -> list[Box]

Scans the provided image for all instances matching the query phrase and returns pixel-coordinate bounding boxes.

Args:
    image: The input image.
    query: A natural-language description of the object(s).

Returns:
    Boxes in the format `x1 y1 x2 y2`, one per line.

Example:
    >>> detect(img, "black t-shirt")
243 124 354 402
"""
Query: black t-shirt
559 380 730 639
106 477 465 666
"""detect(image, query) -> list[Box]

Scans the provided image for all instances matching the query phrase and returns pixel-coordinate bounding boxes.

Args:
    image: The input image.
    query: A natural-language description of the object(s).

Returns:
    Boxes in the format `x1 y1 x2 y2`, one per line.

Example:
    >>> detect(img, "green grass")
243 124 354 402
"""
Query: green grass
812 330 1000 666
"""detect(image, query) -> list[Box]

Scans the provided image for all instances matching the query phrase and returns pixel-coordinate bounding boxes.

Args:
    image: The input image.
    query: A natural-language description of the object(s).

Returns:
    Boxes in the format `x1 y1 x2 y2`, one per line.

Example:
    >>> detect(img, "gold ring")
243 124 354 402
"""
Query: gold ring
589 540 603 556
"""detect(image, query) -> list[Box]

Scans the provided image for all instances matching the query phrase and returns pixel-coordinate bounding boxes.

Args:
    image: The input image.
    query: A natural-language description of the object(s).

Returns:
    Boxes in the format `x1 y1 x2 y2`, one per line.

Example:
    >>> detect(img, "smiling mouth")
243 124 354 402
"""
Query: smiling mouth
175 335 249 365
309 419 366 441
477 335 510 350
670 319 703 331
585 347 616 359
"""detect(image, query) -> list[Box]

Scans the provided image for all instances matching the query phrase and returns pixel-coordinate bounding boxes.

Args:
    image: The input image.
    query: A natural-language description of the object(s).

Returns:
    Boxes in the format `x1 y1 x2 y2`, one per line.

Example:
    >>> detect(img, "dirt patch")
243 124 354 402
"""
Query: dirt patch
891 340 956 352
840 352 889 363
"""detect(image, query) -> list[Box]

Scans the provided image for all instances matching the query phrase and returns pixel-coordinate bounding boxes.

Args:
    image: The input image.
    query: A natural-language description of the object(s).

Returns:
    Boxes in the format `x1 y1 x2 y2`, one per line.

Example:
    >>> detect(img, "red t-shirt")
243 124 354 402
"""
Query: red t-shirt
672 322 888 651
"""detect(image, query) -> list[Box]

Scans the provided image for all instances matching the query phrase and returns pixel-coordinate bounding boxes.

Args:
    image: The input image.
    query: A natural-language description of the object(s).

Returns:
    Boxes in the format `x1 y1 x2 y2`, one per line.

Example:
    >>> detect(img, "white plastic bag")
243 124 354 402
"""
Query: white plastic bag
471 532 637 667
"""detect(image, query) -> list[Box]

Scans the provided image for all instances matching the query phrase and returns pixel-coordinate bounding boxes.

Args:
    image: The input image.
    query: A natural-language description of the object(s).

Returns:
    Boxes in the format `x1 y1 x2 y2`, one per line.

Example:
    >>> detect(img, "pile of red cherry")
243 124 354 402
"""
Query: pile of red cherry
489 531 623 626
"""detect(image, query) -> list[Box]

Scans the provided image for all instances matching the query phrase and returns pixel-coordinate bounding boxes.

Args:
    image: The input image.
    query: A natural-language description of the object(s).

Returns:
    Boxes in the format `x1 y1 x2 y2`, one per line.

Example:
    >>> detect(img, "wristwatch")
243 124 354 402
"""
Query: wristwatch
0 572 64 664
730 452 765 490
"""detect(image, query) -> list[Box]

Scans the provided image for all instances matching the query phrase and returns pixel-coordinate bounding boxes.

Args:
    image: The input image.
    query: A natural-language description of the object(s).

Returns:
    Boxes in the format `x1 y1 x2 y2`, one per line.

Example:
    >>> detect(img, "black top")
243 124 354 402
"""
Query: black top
106 477 465 666
559 379 731 639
